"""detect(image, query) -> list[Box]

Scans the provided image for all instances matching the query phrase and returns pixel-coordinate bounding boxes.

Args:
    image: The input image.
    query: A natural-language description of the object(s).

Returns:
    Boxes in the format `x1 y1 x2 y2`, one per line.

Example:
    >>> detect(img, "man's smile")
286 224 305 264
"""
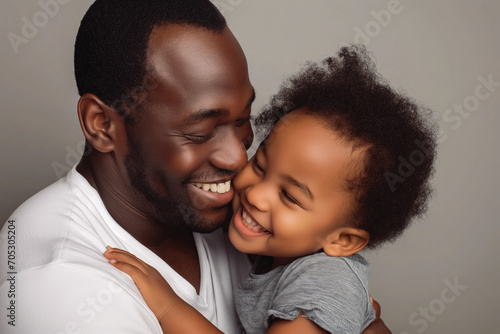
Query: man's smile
188 179 235 208
191 180 231 194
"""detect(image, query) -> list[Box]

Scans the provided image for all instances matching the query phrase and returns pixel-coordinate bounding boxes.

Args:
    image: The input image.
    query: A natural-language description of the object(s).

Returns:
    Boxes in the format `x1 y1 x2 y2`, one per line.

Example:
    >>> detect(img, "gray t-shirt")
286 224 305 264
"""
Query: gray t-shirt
234 252 375 333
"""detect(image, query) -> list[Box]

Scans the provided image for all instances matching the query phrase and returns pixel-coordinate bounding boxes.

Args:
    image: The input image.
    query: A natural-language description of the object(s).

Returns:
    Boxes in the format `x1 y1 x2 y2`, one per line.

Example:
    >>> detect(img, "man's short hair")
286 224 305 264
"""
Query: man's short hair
74 0 226 107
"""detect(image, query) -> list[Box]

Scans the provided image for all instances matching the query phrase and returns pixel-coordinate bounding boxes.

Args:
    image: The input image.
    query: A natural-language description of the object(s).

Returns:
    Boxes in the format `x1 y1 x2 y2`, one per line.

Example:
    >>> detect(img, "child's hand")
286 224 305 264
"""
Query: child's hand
103 246 182 323
104 247 223 334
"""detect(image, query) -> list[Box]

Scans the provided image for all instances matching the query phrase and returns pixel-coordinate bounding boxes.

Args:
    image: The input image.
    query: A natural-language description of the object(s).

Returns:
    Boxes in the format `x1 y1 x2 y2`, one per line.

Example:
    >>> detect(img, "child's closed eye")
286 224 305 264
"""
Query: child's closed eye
253 157 265 174
281 189 302 207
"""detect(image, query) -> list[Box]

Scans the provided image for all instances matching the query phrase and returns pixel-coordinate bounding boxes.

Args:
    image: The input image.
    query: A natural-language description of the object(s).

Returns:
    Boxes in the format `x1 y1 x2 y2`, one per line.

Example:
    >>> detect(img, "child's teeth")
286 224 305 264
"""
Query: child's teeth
241 209 268 232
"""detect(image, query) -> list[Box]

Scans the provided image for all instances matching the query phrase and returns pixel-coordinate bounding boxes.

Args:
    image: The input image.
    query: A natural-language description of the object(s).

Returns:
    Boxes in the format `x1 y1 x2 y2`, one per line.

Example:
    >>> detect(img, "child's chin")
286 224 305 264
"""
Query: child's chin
227 220 238 244
227 221 248 252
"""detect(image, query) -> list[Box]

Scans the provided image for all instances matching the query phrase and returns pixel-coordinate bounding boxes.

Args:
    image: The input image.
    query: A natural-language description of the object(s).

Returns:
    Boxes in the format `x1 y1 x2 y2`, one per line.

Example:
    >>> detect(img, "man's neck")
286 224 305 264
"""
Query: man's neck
77 156 201 292
77 156 169 244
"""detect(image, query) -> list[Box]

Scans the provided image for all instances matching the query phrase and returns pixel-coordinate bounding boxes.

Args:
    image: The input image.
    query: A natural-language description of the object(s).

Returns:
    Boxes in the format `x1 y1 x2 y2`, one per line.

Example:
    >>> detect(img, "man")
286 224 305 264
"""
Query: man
0 0 388 332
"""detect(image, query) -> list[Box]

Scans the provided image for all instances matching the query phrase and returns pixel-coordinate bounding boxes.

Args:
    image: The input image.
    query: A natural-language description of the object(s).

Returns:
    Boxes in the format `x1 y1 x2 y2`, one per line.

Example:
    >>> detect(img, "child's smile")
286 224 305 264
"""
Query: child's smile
233 205 271 237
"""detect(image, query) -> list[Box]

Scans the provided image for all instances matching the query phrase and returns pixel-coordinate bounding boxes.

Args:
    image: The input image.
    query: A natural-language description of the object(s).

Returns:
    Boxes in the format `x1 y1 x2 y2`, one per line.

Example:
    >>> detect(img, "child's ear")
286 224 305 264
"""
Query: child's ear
322 227 369 257
77 93 125 153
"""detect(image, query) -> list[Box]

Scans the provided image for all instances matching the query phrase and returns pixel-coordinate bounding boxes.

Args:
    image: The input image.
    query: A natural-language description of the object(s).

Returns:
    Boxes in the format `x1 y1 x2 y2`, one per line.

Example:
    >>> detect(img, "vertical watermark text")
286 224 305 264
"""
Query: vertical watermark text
5 220 17 327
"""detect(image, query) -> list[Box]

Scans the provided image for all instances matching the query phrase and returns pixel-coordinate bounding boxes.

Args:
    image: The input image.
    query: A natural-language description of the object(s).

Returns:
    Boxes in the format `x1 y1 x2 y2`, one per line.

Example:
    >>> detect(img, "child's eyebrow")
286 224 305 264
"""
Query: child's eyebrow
260 141 314 201
284 175 314 200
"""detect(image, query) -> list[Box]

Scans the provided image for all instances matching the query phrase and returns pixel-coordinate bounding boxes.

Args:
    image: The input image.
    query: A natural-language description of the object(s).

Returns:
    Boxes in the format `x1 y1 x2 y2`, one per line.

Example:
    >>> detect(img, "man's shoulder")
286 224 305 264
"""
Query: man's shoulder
0 262 162 333
6 171 83 227
6 166 100 221
1 169 116 279
2 177 73 264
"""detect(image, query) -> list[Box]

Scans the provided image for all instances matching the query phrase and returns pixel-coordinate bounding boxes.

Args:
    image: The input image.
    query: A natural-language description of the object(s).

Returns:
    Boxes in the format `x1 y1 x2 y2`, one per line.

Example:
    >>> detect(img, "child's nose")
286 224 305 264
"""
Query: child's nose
245 182 271 212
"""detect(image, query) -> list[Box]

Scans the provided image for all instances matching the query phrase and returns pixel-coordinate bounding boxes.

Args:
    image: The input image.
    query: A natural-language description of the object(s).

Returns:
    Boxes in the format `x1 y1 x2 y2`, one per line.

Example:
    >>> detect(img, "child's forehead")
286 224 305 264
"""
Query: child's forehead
262 110 365 192
266 109 342 148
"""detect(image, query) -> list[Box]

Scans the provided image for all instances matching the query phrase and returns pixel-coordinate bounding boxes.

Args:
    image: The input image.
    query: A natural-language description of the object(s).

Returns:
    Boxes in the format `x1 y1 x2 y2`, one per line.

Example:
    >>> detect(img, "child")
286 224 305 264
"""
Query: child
104 45 437 333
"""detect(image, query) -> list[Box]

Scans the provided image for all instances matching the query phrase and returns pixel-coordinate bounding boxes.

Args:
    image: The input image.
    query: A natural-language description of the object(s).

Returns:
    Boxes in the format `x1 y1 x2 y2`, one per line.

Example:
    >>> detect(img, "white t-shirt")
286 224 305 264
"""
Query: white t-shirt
0 167 250 333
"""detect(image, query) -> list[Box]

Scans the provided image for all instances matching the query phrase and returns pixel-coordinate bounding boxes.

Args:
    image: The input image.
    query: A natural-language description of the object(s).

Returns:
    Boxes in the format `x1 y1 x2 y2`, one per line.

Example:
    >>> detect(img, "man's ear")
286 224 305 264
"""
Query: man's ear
322 227 369 257
78 93 124 153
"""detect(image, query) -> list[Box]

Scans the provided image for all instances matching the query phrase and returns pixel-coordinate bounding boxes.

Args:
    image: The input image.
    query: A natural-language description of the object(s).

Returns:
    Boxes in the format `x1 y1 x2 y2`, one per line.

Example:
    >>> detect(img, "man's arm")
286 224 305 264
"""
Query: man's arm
361 297 392 334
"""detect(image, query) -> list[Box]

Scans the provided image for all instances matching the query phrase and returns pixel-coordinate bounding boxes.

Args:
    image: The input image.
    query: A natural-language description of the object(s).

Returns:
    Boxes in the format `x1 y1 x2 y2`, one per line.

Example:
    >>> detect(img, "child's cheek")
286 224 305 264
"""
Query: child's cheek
233 163 254 190
232 191 240 211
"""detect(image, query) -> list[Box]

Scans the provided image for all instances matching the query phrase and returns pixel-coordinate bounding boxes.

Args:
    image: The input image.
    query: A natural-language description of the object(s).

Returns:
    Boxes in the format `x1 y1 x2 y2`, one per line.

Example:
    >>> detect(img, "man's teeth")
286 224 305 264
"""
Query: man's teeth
193 181 231 194
242 209 268 233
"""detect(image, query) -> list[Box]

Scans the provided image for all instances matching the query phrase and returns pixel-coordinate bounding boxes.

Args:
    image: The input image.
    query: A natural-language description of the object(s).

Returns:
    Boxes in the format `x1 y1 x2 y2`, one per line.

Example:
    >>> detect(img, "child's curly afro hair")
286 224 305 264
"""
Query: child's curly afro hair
255 45 438 249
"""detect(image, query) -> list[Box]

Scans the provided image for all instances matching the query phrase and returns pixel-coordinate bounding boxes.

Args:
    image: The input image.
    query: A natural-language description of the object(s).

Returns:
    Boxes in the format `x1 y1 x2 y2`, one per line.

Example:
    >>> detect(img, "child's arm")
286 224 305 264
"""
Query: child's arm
266 317 329 334
104 246 327 334
103 248 379 334
266 314 390 334
103 247 223 334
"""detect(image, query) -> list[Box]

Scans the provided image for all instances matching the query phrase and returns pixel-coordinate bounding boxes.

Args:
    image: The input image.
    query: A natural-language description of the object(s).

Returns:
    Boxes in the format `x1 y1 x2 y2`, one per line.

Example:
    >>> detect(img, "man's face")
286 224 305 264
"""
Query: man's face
123 24 255 233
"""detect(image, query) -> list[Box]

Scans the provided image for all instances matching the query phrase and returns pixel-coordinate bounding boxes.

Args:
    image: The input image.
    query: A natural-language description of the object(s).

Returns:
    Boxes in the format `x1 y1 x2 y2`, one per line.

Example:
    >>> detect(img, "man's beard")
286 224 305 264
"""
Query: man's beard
124 134 230 233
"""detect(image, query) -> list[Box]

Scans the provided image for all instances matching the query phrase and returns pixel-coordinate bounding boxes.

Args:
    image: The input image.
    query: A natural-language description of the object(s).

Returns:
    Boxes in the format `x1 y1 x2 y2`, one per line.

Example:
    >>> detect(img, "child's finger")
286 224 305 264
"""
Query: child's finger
105 246 141 259
108 258 148 283
104 247 149 274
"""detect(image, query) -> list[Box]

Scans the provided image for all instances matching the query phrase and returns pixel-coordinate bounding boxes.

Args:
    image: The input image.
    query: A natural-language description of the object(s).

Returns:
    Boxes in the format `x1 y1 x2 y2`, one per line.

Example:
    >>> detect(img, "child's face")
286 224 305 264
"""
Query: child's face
228 109 364 263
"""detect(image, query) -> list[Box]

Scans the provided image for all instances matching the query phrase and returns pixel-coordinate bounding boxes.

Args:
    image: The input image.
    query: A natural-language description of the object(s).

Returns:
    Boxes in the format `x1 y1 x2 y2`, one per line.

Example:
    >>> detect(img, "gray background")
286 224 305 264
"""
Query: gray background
1 1 499 333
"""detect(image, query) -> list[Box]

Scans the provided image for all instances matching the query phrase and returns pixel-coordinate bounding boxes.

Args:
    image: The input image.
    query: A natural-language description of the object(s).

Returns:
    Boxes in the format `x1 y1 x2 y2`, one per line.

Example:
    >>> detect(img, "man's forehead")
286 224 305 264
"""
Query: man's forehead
147 24 239 67
181 88 255 124
146 24 251 94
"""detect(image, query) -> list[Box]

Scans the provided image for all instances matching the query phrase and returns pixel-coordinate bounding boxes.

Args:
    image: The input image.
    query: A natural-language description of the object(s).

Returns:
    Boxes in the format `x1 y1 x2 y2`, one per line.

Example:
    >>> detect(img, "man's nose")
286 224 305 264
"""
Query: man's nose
210 126 249 173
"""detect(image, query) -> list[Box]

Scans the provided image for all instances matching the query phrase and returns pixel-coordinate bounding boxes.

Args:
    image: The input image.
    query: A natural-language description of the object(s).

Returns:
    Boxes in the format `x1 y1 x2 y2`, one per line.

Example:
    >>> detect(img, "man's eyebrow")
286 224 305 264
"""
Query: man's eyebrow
185 89 255 125
185 108 227 125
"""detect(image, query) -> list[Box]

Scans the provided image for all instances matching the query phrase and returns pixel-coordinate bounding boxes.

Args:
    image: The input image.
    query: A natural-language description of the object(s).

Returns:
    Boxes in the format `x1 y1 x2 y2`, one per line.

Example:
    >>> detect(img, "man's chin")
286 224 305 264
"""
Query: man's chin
180 204 233 233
